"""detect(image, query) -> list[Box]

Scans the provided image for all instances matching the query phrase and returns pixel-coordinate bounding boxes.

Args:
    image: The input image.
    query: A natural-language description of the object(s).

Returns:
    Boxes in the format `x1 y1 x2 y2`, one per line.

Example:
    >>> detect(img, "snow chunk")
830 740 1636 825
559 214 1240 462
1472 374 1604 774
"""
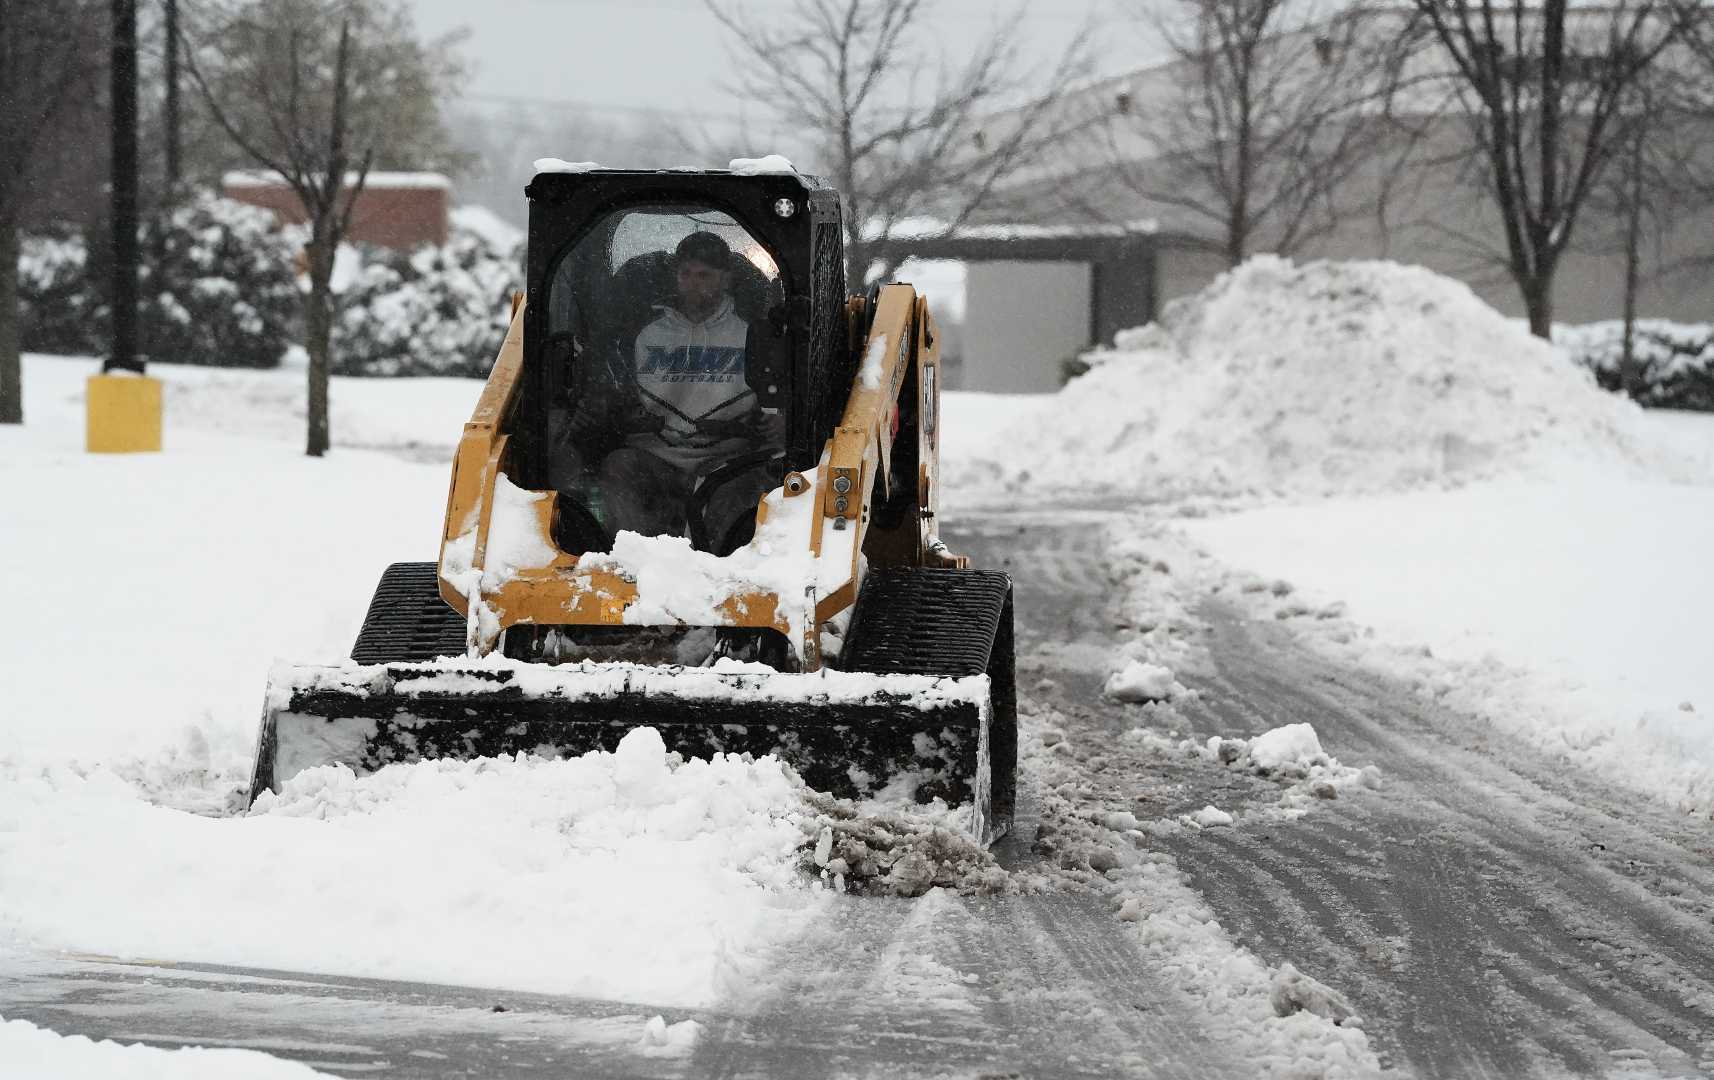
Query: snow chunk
534 158 603 174
1270 962 1360 1026
1186 805 1233 828
0 1015 335 1077
728 155 797 176
1103 660 1186 703
637 1015 703 1057
1246 722 1324 773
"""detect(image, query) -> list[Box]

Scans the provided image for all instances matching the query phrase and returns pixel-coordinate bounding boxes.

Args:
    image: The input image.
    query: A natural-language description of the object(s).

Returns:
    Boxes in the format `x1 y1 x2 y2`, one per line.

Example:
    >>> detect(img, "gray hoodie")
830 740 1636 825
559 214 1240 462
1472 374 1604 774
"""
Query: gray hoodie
627 295 757 473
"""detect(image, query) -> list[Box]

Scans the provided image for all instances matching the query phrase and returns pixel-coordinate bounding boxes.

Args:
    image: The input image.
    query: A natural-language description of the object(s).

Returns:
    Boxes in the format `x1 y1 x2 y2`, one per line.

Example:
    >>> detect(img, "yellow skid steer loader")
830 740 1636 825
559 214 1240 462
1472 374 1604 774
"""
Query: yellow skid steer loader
250 166 1015 844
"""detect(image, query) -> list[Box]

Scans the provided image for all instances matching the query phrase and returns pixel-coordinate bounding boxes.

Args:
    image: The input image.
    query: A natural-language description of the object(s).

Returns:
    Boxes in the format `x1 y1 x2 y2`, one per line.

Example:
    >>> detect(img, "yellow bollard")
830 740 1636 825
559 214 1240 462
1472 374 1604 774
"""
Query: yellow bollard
86 372 163 453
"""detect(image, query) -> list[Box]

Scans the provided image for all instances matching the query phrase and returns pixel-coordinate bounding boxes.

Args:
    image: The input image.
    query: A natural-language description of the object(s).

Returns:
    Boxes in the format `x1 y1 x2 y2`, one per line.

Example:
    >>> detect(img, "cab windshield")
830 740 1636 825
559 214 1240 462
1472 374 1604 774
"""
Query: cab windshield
541 204 788 555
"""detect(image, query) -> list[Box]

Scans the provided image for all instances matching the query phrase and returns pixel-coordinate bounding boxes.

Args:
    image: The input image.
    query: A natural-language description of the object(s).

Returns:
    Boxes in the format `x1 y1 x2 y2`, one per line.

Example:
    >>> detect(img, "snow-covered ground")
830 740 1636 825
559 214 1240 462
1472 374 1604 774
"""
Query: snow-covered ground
6 254 1713 1075
1182 457 1714 815
954 257 1714 817
0 1017 337 1079
0 356 814 1072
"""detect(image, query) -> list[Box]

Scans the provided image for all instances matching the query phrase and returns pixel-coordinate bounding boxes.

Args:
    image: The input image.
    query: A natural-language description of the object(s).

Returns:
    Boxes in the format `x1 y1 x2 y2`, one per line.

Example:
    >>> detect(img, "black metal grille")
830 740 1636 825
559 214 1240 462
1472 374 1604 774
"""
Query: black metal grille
349 562 467 664
803 215 851 467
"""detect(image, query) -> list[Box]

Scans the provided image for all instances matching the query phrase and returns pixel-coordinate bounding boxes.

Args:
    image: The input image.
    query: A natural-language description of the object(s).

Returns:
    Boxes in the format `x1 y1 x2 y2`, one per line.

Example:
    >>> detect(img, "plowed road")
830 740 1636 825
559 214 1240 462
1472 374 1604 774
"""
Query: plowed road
4 513 1711 1079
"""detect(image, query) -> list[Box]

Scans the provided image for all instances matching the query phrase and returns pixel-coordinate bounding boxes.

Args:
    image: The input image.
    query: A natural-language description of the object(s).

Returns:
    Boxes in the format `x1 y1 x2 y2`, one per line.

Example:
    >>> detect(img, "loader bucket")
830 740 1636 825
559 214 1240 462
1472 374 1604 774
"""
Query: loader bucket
251 660 1015 845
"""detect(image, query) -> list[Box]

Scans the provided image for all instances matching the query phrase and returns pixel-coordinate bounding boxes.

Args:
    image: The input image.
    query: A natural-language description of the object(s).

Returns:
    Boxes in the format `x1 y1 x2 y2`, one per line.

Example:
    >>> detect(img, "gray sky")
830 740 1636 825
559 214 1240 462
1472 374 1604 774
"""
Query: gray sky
409 0 1124 141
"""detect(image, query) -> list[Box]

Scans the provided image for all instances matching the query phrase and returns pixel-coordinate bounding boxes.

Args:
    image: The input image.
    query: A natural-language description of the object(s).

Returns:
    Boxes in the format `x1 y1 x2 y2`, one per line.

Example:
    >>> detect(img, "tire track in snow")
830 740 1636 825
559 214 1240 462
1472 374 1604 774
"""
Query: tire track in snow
957 513 1714 1078
1156 598 1714 1079
692 891 1245 1079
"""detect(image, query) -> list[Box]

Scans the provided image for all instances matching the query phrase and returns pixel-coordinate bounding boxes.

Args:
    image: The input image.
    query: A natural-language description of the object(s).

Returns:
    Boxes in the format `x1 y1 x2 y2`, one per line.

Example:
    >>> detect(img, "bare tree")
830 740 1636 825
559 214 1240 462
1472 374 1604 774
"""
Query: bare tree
0 0 105 425
185 0 462 456
708 0 1090 284
1086 0 1414 268
1572 66 1714 394
1411 0 1702 338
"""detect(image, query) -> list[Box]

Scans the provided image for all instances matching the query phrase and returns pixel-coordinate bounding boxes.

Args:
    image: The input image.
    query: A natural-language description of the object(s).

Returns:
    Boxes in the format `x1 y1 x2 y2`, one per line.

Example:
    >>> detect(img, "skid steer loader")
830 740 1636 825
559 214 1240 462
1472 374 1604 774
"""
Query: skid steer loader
250 165 1016 843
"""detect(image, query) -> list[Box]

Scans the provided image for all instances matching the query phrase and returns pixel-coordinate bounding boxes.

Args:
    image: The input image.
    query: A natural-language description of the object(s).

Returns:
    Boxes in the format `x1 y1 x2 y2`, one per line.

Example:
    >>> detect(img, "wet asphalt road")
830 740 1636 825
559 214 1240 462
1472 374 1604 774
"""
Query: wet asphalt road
966 513 1714 1080
5 511 1713 1077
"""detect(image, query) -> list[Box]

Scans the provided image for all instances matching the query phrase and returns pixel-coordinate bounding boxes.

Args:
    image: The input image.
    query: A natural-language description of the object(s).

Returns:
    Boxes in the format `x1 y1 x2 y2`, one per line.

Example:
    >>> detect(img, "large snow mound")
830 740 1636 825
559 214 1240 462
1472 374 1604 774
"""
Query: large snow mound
986 257 1700 499
0 730 828 1008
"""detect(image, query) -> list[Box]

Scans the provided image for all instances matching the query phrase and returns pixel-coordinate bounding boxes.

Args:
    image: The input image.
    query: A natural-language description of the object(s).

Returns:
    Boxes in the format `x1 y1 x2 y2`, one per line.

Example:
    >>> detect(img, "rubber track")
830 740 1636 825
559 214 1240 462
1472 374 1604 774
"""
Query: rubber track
349 562 466 664
842 566 1017 833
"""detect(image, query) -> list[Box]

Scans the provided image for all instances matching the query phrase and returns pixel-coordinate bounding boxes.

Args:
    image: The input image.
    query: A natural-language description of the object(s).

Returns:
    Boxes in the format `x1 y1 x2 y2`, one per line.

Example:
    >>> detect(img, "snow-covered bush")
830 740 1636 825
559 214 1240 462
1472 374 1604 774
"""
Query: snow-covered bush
18 196 300 367
137 194 302 368
1555 320 1714 412
333 216 522 377
17 228 98 355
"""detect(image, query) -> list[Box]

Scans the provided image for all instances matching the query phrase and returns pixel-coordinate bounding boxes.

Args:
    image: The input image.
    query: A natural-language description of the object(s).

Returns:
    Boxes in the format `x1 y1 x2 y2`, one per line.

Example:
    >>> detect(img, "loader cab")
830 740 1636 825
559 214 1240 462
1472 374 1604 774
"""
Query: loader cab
520 169 850 556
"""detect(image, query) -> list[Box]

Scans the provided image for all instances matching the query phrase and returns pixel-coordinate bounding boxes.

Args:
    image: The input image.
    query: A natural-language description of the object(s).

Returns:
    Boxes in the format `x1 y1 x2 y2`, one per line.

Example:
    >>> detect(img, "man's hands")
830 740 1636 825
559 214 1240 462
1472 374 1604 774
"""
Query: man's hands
755 408 786 443
694 407 784 443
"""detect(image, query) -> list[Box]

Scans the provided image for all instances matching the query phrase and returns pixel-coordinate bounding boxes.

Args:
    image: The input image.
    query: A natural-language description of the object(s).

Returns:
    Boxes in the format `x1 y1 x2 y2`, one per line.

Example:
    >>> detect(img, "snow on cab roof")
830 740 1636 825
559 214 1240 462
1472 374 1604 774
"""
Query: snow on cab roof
529 155 803 178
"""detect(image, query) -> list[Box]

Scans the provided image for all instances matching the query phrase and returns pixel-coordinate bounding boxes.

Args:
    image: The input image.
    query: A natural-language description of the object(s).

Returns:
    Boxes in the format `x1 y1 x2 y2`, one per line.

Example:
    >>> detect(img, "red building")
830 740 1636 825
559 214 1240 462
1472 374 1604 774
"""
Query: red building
221 171 451 251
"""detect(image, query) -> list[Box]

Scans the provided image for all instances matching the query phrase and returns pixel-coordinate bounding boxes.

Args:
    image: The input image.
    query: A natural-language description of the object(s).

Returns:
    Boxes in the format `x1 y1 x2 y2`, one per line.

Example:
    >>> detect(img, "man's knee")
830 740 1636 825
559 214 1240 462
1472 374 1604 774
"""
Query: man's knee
598 448 654 484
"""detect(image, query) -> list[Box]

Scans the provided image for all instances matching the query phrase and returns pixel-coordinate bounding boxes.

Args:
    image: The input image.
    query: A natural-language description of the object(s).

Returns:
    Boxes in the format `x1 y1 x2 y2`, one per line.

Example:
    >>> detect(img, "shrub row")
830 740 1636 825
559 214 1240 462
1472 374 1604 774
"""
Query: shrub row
1556 320 1714 412
17 195 521 378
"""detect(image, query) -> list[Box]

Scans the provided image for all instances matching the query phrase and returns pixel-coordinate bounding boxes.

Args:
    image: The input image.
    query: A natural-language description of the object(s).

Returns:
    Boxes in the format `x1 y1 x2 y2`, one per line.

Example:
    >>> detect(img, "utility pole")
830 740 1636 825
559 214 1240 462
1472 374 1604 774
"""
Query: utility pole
164 0 180 192
87 0 160 454
109 0 141 374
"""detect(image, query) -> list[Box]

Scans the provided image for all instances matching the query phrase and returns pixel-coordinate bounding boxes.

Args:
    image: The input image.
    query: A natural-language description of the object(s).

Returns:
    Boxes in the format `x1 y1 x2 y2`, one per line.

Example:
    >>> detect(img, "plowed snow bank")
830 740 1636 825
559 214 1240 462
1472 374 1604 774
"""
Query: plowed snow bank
973 257 1703 499
0 730 826 1008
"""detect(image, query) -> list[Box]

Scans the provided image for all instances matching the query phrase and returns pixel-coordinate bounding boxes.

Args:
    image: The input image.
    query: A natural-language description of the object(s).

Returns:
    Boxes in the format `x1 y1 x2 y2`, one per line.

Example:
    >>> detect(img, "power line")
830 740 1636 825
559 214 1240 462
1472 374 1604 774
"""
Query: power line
461 90 750 122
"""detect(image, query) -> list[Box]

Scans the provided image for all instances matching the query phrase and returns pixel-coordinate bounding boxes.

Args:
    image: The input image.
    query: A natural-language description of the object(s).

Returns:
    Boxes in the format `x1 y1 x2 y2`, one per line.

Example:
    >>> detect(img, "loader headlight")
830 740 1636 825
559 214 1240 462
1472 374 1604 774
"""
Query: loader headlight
773 197 797 218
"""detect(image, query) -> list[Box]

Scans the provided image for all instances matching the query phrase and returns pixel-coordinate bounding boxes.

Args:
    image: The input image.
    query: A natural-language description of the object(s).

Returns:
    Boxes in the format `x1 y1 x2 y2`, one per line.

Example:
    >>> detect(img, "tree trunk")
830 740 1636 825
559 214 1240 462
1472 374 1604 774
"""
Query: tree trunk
1619 129 1645 399
0 209 21 425
1224 221 1246 269
303 234 334 457
1523 280 1554 339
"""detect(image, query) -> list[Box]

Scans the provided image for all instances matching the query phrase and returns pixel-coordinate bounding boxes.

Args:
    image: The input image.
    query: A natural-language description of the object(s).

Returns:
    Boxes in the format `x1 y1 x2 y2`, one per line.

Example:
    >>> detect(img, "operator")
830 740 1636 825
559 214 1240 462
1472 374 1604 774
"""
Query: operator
597 231 785 547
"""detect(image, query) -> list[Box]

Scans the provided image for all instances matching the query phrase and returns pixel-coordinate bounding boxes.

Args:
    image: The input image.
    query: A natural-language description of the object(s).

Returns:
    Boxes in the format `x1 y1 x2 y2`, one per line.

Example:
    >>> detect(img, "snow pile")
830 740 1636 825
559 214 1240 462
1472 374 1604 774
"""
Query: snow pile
983 256 1700 500
0 1017 332 1079
0 730 828 1007
799 792 1009 897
